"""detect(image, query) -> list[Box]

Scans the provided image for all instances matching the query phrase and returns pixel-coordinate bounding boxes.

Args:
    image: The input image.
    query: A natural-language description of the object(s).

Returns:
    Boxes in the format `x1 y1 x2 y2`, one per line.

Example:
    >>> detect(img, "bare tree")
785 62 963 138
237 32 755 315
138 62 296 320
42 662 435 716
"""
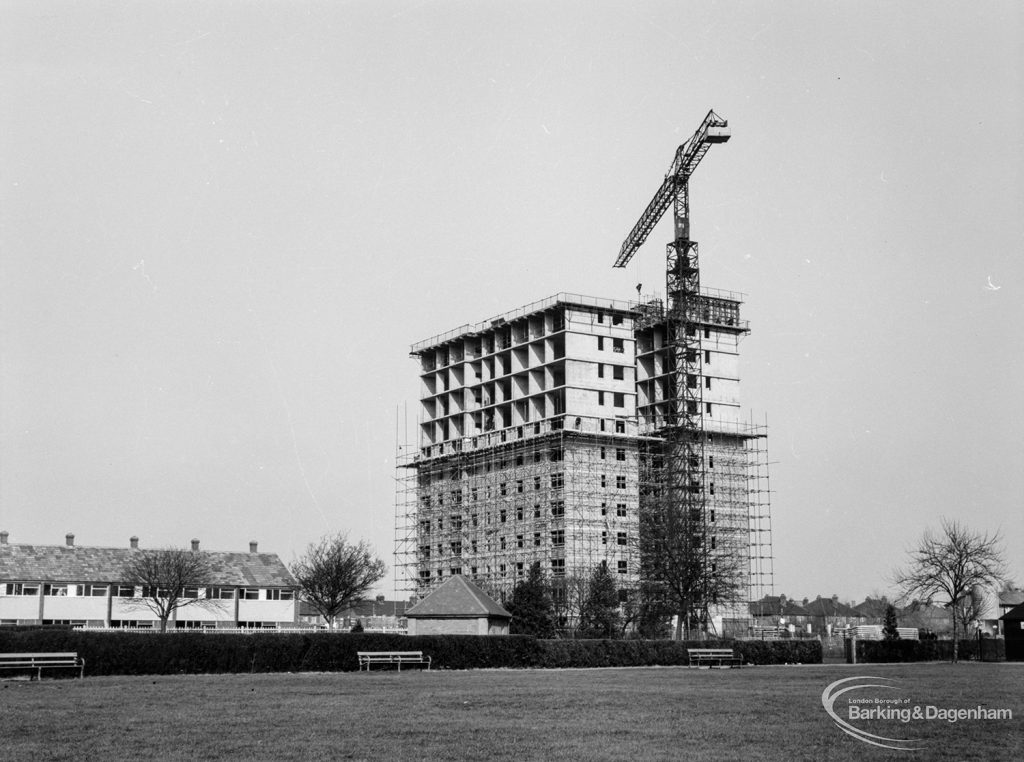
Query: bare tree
639 501 746 640
893 519 1006 662
290 533 387 628
121 548 217 632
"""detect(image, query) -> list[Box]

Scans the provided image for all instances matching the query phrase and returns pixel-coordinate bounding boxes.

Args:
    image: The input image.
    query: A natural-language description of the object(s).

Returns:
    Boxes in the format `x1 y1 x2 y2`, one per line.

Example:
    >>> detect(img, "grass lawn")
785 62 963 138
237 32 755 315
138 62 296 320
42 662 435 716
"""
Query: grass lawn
1 663 1020 761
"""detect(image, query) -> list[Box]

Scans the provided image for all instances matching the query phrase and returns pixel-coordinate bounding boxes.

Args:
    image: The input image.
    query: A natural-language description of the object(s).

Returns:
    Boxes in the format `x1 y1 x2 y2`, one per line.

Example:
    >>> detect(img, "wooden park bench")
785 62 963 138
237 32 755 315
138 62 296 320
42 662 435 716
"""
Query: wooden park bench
0 652 85 680
357 651 431 672
687 648 742 668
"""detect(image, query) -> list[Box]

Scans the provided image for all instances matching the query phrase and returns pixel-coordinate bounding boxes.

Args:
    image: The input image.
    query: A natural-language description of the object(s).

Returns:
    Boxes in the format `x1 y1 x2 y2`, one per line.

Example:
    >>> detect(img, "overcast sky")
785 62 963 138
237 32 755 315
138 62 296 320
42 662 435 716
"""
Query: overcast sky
2 1 1021 604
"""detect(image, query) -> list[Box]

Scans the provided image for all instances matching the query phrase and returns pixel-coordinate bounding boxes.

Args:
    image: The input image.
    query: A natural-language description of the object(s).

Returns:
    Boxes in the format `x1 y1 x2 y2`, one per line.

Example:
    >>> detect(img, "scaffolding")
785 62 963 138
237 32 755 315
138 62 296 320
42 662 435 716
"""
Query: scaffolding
395 293 773 634
396 414 643 622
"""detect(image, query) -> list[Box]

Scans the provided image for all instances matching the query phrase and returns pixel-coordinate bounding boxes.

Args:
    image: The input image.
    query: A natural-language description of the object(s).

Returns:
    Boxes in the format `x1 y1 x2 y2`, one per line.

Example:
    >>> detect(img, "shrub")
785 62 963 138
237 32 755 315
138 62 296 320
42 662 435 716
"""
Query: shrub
858 638 1005 663
0 629 820 675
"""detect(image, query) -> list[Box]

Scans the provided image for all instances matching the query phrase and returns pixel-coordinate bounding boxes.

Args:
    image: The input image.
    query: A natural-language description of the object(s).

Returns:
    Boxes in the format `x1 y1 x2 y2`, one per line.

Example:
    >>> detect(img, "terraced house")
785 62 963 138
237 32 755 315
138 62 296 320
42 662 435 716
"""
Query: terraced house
0 531 298 629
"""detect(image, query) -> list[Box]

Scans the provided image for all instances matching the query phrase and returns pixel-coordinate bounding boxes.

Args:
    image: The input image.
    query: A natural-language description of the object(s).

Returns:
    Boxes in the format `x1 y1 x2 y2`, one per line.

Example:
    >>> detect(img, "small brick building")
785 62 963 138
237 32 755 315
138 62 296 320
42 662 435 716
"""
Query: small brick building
405 575 511 636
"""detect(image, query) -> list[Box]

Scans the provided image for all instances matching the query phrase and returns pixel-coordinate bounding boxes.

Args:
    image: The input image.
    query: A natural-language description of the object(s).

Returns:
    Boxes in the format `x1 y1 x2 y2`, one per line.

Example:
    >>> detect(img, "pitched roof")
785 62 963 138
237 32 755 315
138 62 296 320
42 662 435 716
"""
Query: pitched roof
0 543 296 587
405 575 511 619
999 602 1024 622
748 596 809 617
998 591 1024 609
852 597 890 618
803 597 863 618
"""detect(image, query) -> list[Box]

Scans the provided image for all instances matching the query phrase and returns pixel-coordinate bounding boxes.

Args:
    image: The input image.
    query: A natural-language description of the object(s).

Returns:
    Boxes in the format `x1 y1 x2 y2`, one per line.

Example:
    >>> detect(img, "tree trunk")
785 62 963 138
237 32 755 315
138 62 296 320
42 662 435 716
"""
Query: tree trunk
951 616 958 663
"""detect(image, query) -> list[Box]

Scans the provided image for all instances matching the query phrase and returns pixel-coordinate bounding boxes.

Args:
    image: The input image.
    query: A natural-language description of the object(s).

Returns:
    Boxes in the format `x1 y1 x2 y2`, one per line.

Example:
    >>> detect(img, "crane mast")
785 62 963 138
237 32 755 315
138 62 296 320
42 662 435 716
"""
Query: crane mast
616 110 730 638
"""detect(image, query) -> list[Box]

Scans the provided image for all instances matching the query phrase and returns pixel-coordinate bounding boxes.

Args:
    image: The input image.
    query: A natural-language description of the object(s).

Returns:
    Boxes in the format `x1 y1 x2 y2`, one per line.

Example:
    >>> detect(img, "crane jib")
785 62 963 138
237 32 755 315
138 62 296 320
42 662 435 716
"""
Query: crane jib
612 112 729 268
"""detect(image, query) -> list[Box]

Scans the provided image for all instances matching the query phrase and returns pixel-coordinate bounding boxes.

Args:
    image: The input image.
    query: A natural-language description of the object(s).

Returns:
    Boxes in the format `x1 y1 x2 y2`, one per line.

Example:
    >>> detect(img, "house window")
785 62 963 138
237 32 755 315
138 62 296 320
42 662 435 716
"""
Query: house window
601 502 607 516
616 475 627 489
613 365 624 380
534 476 541 491
613 393 625 408
206 587 235 600
534 533 542 547
43 584 68 597
612 338 624 353
598 363 605 378
114 585 135 598
4 583 40 596
182 587 201 599
615 420 625 433
516 480 524 493
451 567 462 576
516 507 524 521
551 501 565 517
266 589 294 601
616 503 627 517
240 588 260 600
597 336 605 351
451 541 462 556
602 532 608 545
617 532 628 546
597 311 604 324
612 314 623 326
617 561 628 574
704 327 710 339
517 535 524 548
551 530 565 546
500 482 507 496
600 447 606 460
598 391 605 406
706 402 712 415
75 584 108 597
705 350 711 364
616 448 626 461
705 376 711 389
533 504 542 518
551 559 566 577
500 509 507 523
551 473 564 489
601 474 607 488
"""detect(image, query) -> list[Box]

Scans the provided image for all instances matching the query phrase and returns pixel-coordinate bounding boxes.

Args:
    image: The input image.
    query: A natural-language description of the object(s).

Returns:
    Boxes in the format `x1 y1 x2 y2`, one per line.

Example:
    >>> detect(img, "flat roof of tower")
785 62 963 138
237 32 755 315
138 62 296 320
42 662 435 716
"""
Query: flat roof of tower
410 288 745 355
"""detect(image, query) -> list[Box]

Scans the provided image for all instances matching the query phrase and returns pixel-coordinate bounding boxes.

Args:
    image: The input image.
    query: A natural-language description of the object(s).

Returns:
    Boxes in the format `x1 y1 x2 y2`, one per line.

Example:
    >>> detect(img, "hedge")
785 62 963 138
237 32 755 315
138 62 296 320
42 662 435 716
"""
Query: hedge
857 638 1005 663
0 629 820 676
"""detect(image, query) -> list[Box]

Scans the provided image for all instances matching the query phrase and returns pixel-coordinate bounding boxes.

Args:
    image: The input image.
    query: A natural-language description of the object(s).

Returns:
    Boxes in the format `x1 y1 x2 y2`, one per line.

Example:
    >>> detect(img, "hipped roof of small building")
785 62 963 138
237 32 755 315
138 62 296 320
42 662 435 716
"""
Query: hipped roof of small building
406 575 511 619
0 543 295 587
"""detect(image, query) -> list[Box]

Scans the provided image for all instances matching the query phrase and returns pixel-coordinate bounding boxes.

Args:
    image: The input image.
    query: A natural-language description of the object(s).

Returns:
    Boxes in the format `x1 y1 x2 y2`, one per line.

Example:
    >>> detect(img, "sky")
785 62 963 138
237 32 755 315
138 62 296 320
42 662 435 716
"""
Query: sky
2 1 1022 605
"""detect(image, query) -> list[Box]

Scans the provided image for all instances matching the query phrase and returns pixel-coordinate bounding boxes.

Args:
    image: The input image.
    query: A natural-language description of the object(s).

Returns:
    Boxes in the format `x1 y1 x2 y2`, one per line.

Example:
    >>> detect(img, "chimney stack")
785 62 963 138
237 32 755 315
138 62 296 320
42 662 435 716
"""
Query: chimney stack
0 531 8 545
249 541 258 553
191 538 200 551
130 536 139 549
66 533 75 547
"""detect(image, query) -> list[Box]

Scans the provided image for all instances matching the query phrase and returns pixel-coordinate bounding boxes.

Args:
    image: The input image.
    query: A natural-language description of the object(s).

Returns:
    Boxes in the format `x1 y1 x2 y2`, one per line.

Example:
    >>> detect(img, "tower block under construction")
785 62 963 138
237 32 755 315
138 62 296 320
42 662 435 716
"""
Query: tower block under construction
396 291 772 634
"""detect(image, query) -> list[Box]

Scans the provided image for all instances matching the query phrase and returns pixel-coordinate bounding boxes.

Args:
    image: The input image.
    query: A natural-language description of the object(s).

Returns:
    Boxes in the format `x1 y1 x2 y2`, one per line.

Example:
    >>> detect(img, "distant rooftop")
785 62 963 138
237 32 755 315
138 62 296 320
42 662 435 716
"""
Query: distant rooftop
0 537 296 588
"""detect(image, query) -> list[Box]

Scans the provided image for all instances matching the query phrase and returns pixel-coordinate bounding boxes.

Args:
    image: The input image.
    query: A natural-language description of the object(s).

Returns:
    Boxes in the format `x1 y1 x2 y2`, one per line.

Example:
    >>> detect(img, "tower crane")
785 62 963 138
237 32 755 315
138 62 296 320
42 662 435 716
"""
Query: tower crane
615 110 730 638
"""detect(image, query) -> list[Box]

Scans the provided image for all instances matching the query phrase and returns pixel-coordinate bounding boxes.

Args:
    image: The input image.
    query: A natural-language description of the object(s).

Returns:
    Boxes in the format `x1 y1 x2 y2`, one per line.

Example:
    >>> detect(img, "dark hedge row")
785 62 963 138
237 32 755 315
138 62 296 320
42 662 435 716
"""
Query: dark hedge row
857 638 1005 663
0 629 820 676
